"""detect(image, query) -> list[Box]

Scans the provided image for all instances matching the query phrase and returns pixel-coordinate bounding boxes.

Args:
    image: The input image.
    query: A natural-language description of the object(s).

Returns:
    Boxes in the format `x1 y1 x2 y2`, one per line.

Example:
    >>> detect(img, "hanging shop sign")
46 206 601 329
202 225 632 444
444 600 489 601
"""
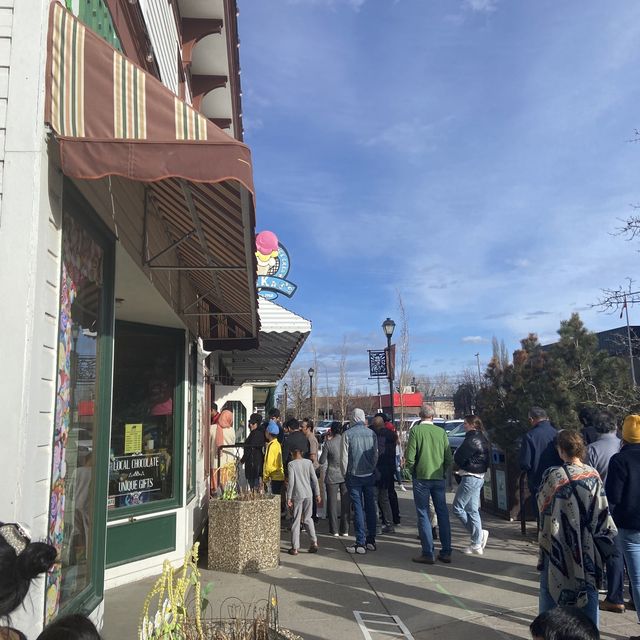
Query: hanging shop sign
255 230 297 300
368 350 388 378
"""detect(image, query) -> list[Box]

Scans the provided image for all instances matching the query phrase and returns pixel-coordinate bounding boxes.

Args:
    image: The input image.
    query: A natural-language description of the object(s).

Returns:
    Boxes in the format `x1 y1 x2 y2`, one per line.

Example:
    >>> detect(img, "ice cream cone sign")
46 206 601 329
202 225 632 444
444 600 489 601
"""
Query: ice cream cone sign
255 230 297 300
255 230 279 276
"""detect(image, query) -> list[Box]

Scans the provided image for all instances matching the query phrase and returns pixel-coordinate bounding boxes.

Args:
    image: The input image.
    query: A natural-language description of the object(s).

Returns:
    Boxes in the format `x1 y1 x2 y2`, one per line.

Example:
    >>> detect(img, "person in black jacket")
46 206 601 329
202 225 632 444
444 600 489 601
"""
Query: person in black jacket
579 406 599 446
605 414 640 629
452 415 490 555
241 413 265 490
519 406 562 519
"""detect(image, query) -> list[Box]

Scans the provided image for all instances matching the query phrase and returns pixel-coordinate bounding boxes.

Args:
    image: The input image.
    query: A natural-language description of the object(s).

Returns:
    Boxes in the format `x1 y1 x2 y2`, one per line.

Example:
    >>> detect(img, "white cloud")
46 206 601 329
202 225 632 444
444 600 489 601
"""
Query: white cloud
462 336 489 344
287 0 366 10
506 258 531 269
464 0 498 13
360 118 447 156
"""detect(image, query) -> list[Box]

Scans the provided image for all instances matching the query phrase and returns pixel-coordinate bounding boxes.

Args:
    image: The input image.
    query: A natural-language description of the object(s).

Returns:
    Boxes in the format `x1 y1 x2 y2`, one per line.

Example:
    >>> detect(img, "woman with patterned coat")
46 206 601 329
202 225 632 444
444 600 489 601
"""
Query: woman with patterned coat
537 429 617 628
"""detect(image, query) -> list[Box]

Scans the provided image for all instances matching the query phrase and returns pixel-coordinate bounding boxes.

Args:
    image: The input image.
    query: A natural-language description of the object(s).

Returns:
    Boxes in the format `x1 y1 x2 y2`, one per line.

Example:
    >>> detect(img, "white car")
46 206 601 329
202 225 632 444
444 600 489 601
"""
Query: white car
315 420 334 438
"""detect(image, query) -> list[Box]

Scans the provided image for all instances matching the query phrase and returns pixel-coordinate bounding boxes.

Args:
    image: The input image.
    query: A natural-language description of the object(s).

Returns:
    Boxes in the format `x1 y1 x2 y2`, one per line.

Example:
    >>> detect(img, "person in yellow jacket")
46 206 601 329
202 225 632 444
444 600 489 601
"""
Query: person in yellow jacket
263 421 284 495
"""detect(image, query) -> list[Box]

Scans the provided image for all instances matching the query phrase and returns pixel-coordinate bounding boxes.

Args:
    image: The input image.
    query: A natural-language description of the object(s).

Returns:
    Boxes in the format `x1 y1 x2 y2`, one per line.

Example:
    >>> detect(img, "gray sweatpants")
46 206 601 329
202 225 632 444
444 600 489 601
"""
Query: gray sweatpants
291 497 317 550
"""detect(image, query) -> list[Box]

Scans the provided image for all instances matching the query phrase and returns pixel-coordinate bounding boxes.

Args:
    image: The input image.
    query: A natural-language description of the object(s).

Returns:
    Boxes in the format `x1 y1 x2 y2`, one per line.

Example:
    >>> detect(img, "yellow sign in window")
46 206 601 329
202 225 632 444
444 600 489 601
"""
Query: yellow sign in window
124 423 143 454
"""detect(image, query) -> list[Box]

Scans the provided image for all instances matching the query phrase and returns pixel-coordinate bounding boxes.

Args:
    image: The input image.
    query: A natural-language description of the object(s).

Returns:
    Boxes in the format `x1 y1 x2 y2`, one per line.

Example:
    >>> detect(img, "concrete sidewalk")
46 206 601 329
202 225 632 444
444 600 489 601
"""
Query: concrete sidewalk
103 490 639 640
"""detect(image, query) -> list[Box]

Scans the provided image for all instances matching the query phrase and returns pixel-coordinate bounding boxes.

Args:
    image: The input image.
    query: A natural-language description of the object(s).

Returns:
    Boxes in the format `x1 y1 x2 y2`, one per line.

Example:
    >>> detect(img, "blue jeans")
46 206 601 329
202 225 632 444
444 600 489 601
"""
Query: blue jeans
619 528 640 623
452 475 484 547
413 478 451 557
346 474 377 546
539 555 599 628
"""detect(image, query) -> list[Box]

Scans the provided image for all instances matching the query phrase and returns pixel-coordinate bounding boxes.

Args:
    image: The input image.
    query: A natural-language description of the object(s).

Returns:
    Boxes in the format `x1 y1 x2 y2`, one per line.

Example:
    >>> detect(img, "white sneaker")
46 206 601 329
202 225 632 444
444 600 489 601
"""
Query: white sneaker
481 529 489 550
341 532 349 537
463 545 483 555
333 533 339 537
400 485 407 492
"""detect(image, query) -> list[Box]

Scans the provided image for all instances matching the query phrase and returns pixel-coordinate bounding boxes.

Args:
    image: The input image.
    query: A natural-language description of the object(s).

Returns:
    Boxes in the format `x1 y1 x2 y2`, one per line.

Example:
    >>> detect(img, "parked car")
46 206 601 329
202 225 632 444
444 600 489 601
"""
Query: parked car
315 420 334 439
444 419 464 433
447 422 466 453
394 416 420 431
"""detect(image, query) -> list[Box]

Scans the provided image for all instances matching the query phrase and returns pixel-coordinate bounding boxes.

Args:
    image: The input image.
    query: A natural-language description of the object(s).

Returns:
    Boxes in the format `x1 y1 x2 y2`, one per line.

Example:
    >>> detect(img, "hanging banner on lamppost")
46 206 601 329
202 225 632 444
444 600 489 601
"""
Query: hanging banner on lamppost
368 350 388 378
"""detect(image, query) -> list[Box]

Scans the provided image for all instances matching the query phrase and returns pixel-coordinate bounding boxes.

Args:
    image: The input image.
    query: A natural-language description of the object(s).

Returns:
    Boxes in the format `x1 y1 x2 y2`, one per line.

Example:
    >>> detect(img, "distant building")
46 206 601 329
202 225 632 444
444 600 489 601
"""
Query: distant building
596 325 640 381
543 324 640 381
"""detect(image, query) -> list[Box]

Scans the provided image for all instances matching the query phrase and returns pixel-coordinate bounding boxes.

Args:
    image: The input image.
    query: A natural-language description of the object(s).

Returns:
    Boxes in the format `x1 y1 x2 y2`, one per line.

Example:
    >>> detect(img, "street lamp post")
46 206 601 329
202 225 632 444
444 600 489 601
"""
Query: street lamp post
308 367 314 420
382 317 396 423
283 382 288 418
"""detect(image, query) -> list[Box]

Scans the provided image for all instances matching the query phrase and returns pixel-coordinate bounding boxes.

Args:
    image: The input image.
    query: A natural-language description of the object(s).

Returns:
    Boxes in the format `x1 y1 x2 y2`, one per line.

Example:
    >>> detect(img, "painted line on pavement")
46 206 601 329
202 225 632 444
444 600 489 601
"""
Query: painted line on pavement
420 571 515 640
354 611 415 640
421 572 470 611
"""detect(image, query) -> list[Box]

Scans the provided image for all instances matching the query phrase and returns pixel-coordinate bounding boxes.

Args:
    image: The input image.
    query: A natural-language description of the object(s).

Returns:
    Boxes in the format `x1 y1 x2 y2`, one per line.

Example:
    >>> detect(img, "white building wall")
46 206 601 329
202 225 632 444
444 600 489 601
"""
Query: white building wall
0 0 60 636
139 0 181 95
0 0 12 213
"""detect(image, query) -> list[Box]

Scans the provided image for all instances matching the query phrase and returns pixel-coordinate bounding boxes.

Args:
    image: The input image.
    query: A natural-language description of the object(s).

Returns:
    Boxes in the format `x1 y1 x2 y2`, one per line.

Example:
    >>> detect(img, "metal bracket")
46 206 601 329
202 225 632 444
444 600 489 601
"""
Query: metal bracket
144 229 196 265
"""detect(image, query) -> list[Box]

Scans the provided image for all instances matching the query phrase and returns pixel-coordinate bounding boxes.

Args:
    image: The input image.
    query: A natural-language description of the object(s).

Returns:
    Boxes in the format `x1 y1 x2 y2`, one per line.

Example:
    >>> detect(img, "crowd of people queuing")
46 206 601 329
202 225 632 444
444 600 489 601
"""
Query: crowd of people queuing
216 399 640 640
4 401 639 639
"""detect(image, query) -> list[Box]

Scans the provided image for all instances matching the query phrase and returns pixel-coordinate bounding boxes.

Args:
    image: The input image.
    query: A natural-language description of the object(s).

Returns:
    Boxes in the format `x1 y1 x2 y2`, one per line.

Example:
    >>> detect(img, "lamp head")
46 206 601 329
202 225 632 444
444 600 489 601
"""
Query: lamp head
308 367 314 378
283 382 288 390
382 317 396 338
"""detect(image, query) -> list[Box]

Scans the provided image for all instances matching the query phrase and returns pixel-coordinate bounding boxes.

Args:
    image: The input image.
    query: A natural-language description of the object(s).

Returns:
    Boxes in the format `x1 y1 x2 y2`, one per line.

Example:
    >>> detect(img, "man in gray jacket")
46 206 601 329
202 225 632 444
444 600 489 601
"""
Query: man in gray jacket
341 408 378 554
587 410 625 614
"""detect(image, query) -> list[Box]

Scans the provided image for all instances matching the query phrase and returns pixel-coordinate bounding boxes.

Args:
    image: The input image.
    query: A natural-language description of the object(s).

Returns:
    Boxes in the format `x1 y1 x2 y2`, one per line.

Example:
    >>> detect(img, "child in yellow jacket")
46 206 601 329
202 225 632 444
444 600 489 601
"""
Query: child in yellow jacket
263 421 284 495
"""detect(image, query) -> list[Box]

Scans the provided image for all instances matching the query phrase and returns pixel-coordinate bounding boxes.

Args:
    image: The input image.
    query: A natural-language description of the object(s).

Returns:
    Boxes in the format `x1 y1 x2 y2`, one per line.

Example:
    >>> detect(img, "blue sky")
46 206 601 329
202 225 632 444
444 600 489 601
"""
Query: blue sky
239 0 640 390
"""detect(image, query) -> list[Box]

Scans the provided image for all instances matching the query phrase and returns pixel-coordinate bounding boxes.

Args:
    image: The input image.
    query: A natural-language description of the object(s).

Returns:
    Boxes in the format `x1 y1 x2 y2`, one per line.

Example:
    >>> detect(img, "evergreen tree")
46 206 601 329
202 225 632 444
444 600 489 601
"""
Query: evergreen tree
478 314 639 452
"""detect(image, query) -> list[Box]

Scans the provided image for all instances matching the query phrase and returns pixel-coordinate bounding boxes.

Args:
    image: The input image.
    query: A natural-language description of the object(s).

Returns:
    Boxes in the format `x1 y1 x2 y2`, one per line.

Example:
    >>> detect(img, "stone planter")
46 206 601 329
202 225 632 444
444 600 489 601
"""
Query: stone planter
208 495 280 573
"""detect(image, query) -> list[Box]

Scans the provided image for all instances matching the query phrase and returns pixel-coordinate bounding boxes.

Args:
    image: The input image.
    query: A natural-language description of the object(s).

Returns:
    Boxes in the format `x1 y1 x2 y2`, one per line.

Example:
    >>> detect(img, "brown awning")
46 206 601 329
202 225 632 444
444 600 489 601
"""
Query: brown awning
45 2 258 339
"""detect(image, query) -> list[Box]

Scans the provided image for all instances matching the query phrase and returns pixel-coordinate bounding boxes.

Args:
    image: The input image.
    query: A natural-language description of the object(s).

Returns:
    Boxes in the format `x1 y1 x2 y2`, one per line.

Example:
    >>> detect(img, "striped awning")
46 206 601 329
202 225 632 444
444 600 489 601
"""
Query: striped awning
45 1 253 189
45 2 258 339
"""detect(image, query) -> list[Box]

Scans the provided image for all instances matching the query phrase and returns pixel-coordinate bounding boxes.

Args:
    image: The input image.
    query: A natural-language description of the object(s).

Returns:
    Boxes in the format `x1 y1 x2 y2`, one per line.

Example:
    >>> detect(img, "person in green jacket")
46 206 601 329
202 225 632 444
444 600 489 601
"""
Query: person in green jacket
405 404 453 564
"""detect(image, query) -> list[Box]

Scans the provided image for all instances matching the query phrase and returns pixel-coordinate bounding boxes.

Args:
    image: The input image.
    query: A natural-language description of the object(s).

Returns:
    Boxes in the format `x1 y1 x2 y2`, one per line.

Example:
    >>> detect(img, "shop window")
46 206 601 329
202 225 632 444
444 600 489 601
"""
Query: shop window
227 401 247 443
108 322 184 514
47 202 114 621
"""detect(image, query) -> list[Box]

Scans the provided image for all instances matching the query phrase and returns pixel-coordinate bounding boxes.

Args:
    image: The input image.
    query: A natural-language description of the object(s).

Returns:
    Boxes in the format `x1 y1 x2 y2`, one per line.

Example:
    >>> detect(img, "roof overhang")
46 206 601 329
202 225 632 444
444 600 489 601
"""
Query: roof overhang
45 2 258 339
209 299 311 384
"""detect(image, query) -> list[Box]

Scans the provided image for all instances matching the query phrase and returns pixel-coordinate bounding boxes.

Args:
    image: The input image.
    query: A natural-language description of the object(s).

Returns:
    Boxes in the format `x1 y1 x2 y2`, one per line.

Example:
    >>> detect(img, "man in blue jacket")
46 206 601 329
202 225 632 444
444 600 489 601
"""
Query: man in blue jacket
519 406 561 517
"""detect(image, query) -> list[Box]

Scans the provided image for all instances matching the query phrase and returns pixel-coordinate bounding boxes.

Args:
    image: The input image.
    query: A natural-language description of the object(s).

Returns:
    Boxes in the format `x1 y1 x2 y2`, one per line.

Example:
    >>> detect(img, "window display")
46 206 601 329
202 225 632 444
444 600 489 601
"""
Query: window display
109 324 183 510
47 210 110 620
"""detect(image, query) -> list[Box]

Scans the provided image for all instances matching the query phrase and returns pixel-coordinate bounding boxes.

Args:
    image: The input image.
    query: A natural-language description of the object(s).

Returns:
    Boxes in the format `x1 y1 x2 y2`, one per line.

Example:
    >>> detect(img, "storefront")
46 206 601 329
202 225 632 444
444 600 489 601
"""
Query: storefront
41 2 259 623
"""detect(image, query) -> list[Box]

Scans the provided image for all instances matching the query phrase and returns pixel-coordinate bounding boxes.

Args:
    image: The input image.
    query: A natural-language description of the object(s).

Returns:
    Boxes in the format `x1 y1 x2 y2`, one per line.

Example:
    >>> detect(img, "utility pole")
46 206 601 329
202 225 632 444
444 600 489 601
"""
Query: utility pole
623 295 637 387
475 353 482 385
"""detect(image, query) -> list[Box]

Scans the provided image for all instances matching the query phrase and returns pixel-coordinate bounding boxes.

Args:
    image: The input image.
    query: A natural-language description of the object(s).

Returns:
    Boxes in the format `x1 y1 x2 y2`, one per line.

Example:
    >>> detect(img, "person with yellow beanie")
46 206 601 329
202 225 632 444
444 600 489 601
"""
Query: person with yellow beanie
605 414 640 633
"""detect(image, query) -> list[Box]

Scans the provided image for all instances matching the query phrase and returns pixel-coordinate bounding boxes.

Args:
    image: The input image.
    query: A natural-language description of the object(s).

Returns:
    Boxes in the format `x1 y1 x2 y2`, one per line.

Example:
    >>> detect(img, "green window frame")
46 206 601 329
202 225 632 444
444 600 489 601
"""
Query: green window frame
47 180 116 621
107 321 185 521
186 339 198 503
